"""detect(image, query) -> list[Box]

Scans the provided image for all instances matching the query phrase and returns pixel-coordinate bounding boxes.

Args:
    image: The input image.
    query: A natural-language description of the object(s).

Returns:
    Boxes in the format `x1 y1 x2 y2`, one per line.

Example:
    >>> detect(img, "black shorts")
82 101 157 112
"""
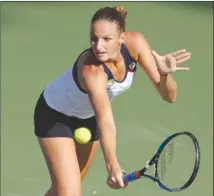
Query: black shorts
34 93 99 141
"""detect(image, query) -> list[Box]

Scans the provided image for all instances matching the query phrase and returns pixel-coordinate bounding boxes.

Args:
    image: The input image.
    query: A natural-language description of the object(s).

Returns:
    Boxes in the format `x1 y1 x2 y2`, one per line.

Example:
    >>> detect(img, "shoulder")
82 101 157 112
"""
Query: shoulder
77 49 108 93
79 50 105 78
124 31 151 60
125 31 148 47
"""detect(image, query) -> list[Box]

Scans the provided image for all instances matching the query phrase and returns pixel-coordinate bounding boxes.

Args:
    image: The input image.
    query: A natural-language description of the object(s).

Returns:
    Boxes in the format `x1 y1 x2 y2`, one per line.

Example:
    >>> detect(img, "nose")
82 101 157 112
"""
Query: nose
95 39 103 50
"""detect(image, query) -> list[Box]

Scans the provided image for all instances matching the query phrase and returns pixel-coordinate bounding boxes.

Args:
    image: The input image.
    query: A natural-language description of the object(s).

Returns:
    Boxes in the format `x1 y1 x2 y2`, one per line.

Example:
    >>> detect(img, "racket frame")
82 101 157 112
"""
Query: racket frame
123 131 200 192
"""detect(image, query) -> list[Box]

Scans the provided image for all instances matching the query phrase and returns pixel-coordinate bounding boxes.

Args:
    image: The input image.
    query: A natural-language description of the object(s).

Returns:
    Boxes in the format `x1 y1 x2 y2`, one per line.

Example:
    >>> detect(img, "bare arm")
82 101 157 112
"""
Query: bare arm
81 66 119 171
131 32 177 102
158 74 177 102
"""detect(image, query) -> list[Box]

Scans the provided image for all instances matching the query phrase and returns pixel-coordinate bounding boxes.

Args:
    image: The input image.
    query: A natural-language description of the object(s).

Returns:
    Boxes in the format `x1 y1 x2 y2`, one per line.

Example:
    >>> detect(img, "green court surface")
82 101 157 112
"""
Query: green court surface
1 2 213 196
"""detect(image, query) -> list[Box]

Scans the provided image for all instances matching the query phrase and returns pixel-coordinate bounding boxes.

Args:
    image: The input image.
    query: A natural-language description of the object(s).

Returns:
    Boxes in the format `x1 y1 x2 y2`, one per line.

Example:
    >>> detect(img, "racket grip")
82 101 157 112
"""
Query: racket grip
123 171 141 183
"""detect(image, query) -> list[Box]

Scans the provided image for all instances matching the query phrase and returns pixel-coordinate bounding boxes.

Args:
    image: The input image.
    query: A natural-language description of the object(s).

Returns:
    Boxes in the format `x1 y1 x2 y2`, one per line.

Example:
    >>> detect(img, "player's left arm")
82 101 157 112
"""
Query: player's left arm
126 32 191 103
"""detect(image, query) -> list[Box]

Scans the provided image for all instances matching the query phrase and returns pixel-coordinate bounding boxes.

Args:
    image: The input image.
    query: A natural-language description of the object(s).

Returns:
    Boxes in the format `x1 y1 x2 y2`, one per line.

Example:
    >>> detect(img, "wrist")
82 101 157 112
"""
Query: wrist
160 73 168 77
106 159 120 172
159 72 168 77
158 69 168 76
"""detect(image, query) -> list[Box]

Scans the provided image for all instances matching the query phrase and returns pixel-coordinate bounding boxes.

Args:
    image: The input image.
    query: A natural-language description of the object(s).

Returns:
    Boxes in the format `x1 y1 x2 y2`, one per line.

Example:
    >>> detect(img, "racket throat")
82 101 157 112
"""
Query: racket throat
136 171 141 179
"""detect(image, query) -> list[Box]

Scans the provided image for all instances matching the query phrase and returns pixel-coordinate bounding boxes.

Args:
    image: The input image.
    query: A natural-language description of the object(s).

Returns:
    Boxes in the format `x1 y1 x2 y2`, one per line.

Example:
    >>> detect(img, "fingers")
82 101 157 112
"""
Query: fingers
107 172 126 189
107 177 120 189
117 175 125 188
176 67 190 71
174 51 191 59
176 55 191 64
172 50 191 61
153 49 192 64
170 49 187 57
169 49 191 57
107 179 124 189
169 49 191 61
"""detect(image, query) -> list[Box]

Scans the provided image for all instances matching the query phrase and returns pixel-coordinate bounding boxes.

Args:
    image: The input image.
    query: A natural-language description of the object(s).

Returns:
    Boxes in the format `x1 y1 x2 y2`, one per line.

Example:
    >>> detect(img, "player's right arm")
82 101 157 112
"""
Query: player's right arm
80 63 125 188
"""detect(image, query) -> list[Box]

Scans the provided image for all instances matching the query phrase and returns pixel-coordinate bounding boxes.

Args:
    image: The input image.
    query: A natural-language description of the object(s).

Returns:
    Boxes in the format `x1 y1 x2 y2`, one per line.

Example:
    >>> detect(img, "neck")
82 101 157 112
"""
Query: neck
105 45 123 66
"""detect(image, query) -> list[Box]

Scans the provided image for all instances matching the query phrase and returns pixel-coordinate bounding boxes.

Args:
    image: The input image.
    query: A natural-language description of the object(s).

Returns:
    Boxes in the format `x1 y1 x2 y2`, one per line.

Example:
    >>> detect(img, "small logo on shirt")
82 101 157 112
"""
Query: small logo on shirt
129 62 136 70
107 79 115 88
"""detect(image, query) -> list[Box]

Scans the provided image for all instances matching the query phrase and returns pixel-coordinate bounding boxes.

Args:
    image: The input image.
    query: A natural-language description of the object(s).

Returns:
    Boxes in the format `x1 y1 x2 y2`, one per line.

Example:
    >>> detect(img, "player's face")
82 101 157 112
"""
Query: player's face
90 20 124 62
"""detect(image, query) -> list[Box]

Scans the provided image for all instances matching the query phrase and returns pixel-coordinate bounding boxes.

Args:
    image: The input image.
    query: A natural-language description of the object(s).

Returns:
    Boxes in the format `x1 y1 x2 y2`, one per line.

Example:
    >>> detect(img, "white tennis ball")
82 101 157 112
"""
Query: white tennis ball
74 127 91 144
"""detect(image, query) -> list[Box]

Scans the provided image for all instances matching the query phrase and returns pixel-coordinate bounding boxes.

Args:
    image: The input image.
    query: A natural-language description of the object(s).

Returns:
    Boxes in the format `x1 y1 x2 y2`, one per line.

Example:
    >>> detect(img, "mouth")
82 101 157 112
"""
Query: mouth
96 52 107 56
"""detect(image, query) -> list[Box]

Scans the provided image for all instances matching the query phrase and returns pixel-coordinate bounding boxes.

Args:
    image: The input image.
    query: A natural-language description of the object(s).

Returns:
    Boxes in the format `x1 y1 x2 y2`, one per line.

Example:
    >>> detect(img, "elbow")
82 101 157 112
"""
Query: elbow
163 97 176 103
158 85 177 103
162 94 176 103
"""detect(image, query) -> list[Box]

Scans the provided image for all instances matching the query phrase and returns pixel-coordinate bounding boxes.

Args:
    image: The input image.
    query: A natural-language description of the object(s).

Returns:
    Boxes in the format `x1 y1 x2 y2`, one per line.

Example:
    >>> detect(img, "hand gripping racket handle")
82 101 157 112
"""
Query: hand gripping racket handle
123 171 141 182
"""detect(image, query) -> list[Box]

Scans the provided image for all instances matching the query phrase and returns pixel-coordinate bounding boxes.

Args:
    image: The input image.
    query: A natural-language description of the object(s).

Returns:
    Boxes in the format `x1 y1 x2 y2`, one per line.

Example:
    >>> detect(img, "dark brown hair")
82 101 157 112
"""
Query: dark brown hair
91 5 128 32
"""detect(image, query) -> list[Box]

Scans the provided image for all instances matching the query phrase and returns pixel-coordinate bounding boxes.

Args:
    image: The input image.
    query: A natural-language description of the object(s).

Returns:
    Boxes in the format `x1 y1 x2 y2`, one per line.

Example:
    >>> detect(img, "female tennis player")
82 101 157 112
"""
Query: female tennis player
34 5 191 196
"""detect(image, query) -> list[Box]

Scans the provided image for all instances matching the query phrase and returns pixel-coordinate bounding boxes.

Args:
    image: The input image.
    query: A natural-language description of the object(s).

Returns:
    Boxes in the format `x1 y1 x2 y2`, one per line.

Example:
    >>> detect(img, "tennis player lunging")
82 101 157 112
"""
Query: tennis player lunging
34 6 191 196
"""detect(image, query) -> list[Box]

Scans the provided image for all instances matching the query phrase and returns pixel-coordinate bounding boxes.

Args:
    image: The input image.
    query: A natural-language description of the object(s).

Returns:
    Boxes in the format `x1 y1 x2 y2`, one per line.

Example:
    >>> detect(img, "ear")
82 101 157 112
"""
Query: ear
119 32 125 45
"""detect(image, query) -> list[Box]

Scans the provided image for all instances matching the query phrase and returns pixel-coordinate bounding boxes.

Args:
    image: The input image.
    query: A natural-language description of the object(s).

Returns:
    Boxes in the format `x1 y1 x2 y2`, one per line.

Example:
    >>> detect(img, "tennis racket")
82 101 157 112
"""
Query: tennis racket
123 131 200 192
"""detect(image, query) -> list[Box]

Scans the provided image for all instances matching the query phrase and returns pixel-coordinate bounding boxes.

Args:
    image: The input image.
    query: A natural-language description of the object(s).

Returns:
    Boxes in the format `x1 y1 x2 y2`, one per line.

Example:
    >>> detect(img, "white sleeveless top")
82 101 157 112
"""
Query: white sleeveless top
43 44 137 119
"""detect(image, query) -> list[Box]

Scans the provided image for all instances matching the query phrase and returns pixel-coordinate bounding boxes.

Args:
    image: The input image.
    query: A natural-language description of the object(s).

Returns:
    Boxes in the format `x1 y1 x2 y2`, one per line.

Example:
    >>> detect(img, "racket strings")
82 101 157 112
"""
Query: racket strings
160 140 175 181
158 134 198 189
168 140 174 164
160 148 166 180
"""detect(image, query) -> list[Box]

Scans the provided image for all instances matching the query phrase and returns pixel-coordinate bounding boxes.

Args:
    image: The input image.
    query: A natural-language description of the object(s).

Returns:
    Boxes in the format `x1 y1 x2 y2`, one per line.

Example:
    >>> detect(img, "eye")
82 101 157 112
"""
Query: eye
90 35 97 42
104 37 112 42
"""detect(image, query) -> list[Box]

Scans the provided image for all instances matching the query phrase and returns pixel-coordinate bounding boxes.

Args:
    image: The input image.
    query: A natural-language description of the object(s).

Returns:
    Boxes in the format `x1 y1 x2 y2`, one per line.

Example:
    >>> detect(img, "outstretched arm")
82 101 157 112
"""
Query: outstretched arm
81 65 125 189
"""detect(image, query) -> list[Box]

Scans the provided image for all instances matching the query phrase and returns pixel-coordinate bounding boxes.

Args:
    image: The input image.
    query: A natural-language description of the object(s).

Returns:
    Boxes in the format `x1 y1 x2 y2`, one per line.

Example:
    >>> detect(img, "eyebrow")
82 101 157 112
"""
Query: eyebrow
90 33 113 38
104 35 113 38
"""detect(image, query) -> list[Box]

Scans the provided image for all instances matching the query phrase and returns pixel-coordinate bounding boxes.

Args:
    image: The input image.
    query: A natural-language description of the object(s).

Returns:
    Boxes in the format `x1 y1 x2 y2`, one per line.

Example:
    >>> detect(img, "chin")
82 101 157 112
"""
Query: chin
96 55 109 62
